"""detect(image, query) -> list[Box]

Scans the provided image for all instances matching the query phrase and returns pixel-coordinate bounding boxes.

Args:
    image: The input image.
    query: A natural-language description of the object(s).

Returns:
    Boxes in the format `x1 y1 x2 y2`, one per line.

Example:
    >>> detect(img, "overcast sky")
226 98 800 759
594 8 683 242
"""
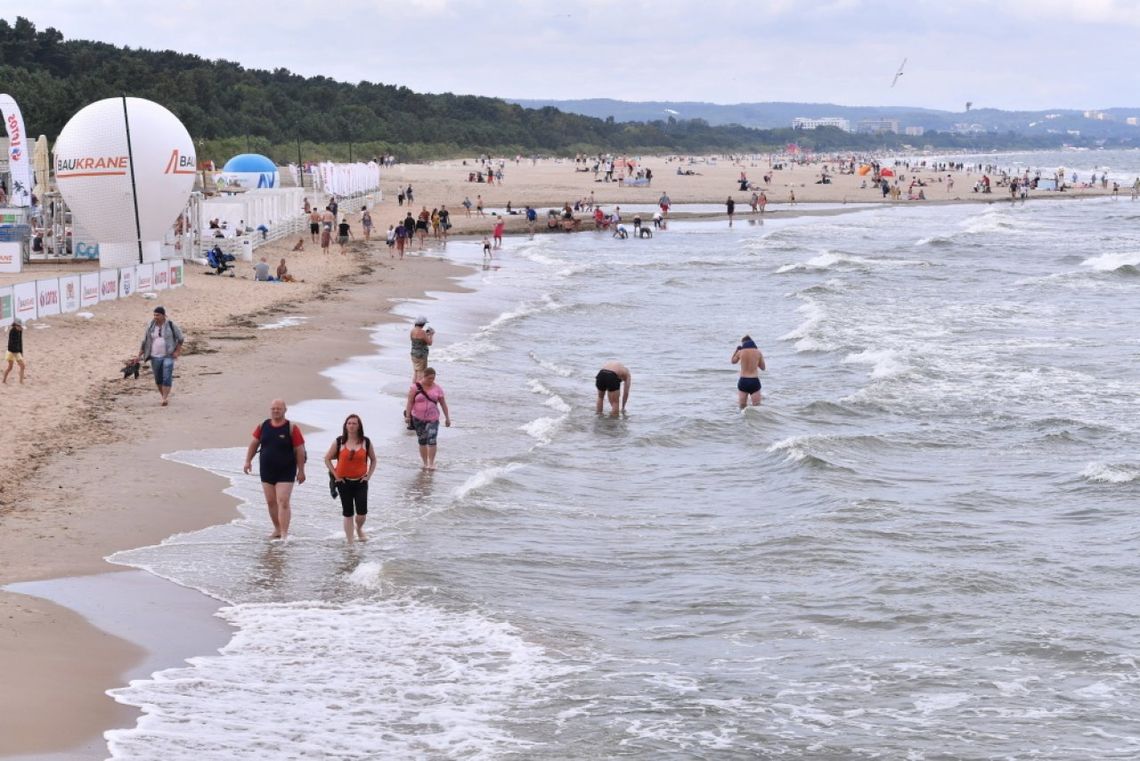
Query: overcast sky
12 1 1140 112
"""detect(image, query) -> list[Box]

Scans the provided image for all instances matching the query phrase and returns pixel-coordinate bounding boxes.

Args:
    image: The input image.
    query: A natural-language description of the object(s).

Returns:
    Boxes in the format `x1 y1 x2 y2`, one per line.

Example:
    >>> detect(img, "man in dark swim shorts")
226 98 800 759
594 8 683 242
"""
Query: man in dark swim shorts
731 335 766 408
595 361 632 415
243 398 307 540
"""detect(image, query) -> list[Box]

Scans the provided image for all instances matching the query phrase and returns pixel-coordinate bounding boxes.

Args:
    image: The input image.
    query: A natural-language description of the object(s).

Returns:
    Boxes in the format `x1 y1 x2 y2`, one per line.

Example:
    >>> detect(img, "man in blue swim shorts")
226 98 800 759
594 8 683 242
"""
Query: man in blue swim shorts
731 335 766 408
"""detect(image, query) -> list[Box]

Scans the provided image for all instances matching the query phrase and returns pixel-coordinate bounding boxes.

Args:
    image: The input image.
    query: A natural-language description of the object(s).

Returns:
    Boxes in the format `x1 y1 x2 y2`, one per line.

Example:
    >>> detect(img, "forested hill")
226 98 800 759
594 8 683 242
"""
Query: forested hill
0 17 1108 162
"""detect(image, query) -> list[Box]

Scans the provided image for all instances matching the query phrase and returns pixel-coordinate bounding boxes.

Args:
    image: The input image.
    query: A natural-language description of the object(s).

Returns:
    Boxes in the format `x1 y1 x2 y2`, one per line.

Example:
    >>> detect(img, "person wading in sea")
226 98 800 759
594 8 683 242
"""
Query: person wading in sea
731 335 765 407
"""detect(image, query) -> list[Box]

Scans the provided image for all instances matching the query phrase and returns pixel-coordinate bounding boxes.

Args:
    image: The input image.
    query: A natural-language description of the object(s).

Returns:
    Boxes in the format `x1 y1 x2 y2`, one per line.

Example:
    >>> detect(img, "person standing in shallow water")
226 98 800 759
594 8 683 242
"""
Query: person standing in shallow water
405 367 451 470
323 413 376 544
244 398 307 540
731 334 765 407
595 361 631 415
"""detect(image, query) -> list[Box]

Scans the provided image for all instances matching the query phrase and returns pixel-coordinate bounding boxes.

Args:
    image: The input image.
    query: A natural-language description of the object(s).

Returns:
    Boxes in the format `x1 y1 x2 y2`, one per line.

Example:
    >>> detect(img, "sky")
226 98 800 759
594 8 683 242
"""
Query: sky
11 0 1140 112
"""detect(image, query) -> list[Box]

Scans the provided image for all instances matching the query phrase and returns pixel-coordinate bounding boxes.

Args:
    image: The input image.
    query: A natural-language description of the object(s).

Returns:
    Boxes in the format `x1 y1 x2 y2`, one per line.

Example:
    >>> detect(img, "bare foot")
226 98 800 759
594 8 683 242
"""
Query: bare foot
161 399 169 406
426 463 436 471
356 530 367 542
269 531 281 540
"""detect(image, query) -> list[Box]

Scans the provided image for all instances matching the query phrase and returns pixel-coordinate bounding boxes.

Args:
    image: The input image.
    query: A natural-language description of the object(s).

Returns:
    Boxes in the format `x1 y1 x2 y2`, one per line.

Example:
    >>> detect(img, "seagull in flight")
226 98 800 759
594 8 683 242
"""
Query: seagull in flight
891 58 907 88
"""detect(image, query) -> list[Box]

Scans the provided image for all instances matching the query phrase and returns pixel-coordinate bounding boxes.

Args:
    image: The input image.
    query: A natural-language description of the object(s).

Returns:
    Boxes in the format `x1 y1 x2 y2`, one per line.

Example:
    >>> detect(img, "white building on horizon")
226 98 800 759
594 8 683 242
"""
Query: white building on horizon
856 118 899 135
792 117 851 132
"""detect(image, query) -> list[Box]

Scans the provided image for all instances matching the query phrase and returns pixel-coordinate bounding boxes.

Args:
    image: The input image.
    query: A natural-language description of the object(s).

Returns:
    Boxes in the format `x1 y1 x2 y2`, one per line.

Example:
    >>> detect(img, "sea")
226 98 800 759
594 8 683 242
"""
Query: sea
101 150 1139 760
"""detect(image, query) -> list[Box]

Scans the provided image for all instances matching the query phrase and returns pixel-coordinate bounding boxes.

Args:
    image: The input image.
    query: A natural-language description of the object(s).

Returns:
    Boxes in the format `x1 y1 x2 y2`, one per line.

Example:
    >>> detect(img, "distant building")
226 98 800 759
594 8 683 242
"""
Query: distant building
951 123 986 135
1083 110 1108 121
856 118 899 135
1127 117 1139 126
792 117 850 132
904 126 925 137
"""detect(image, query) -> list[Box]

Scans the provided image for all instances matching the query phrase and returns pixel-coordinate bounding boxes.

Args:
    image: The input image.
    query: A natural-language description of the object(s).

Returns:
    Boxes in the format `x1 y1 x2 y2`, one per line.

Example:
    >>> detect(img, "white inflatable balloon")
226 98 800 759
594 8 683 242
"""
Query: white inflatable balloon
53 98 195 259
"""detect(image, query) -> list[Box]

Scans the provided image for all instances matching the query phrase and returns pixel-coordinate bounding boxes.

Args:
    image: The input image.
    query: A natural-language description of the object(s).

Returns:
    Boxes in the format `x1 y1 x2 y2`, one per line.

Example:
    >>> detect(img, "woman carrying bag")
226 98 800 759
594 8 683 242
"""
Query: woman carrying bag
323 414 377 544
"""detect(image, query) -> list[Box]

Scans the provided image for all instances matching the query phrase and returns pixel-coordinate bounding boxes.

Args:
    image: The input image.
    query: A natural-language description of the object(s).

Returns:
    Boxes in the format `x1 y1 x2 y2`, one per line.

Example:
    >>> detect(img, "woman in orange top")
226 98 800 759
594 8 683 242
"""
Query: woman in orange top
323 414 377 544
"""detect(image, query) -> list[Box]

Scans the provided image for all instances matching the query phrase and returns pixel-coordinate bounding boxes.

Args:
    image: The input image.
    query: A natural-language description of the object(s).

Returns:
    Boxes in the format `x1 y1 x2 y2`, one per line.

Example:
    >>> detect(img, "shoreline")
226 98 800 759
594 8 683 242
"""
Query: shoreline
0 152 1123 758
0 235 474 758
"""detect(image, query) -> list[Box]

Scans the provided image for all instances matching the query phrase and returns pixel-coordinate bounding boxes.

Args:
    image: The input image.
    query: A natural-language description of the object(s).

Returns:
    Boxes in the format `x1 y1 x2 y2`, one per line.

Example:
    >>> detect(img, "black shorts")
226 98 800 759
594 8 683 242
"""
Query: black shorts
595 369 621 392
260 461 297 485
337 479 368 517
309 222 319 234
737 377 762 394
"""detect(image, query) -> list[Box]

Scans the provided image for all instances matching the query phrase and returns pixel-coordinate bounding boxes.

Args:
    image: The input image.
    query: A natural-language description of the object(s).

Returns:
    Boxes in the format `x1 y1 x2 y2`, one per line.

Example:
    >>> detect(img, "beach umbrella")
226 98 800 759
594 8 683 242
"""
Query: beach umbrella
858 165 871 176
880 168 895 177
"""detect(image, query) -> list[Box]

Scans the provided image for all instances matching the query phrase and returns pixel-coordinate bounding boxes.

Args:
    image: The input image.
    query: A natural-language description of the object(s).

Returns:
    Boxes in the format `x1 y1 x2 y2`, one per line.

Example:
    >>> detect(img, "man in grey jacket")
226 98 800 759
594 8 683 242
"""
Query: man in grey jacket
137 306 184 406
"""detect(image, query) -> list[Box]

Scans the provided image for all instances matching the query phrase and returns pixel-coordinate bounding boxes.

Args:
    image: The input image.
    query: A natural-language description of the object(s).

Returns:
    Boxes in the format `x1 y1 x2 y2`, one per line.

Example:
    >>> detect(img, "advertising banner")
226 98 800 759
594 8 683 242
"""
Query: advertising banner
0 241 20 273
0 285 12 326
80 272 100 308
169 259 184 288
118 266 135 299
136 263 154 292
12 281 36 323
99 268 119 302
59 275 80 313
0 94 32 207
153 263 169 290
35 278 61 317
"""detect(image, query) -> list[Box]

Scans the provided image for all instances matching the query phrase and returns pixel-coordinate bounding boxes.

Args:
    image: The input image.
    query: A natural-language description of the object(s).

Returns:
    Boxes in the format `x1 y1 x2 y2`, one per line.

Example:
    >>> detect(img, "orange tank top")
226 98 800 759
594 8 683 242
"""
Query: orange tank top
334 441 369 479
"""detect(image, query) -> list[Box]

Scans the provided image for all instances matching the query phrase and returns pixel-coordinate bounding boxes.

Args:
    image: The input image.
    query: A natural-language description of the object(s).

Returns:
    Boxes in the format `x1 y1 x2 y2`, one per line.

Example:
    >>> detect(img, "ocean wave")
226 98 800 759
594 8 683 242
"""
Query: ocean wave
485 292 562 330
527 378 572 414
454 462 525 500
527 351 574 378
776 250 927 274
520 415 566 445
779 300 835 352
346 560 384 590
1080 251 1140 273
106 598 564 759
960 209 1016 235
842 348 910 379
915 235 954 247
1080 462 1138 484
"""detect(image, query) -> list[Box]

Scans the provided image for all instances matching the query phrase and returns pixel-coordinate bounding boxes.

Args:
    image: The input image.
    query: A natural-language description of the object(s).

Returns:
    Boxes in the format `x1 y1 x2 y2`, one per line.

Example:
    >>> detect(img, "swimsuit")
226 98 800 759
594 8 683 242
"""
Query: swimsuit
737 377 762 394
595 369 621 392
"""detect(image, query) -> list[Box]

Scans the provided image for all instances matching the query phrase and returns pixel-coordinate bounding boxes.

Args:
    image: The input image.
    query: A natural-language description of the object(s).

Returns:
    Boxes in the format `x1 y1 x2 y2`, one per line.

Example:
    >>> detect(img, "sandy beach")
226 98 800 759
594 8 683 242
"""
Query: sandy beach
0 153 1117 757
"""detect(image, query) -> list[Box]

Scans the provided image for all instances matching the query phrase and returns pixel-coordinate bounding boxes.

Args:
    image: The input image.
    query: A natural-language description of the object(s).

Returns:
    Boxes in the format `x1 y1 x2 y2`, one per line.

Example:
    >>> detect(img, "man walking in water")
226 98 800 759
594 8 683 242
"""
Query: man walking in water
244 398 307 540
731 335 765 407
595 361 632 415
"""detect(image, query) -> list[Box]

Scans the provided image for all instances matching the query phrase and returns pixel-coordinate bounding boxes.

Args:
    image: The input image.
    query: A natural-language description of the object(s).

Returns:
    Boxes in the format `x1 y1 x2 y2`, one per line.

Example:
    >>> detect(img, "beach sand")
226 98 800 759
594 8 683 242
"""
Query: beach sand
0 153 1113 757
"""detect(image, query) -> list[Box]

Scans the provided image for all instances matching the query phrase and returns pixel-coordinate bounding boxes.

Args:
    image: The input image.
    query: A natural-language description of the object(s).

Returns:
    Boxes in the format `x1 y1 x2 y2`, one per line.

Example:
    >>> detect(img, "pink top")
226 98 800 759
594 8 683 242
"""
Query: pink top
410 382 444 421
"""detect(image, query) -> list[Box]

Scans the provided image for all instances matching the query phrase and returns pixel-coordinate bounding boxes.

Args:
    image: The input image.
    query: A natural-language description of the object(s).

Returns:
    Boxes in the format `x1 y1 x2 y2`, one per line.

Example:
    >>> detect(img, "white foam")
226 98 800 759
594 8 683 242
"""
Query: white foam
1080 462 1138 484
1080 251 1140 272
520 416 564 445
779 300 834 352
913 692 973 714
257 315 309 330
961 209 1014 235
453 462 524 500
527 351 574 378
106 598 565 759
346 561 384 590
527 378 572 414
842 348 909 379
768 436 810 462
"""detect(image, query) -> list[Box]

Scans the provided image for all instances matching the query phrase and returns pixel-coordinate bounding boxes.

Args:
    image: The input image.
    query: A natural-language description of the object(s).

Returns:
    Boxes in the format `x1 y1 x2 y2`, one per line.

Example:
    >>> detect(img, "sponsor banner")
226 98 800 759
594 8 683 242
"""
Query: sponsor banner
12 280 36 323
80 272 100 308
99 268 119 302
0 286 12 327
153 263 169 291
169 259 184 288
0 94 32 207
36 278 61 317
59 275 80 314
0 241 20 273
136 263 154 292
118 266 135 299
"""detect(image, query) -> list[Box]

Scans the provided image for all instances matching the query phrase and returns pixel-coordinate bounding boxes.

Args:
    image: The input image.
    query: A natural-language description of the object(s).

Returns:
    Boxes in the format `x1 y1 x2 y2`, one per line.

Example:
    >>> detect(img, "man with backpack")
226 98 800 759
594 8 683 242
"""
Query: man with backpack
243 398 307 540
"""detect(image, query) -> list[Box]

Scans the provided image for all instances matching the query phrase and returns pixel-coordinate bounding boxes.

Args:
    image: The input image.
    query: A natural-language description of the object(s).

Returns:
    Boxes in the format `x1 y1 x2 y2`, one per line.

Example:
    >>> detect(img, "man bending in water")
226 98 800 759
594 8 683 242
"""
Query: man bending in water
731 335 765 407
595 361 631 415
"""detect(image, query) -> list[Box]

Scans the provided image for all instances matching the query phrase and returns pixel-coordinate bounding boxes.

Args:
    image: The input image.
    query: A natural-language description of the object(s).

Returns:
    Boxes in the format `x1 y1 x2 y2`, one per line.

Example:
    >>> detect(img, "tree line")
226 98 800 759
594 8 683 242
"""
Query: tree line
0 17 1096 164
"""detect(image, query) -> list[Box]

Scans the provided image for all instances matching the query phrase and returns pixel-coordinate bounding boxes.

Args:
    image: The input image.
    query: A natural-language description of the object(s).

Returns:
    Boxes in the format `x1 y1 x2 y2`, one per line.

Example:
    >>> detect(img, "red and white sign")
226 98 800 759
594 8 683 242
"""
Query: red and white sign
80 272 100 308
0 242 20 274
118 266 134 299
12 281 36 323
153 264 169 291
59 275 80 313
169 260 184 288
136 263 154 292
99 268 119 302
36 278 61 317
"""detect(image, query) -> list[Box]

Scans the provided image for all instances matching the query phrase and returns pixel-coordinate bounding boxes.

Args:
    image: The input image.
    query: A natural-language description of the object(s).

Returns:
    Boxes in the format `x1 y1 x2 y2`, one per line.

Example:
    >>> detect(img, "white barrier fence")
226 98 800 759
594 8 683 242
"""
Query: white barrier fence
0 260 185 327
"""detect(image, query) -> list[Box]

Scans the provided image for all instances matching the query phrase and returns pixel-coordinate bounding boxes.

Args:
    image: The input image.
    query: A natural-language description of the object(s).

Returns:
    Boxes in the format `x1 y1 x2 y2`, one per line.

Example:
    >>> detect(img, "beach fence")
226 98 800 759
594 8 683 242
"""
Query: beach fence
0 259 184 328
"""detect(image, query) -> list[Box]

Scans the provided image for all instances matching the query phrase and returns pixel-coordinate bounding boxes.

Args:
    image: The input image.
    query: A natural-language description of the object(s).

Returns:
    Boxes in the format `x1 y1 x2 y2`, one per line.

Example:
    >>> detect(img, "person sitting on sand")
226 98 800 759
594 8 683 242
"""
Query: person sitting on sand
253 257 276 282
292 238 304 252
277 258 296 282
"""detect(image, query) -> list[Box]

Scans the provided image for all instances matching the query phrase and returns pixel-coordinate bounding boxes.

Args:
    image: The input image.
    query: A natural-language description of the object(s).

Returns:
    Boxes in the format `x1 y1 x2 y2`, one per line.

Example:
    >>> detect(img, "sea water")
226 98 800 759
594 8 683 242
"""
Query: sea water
106 187 1139 758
